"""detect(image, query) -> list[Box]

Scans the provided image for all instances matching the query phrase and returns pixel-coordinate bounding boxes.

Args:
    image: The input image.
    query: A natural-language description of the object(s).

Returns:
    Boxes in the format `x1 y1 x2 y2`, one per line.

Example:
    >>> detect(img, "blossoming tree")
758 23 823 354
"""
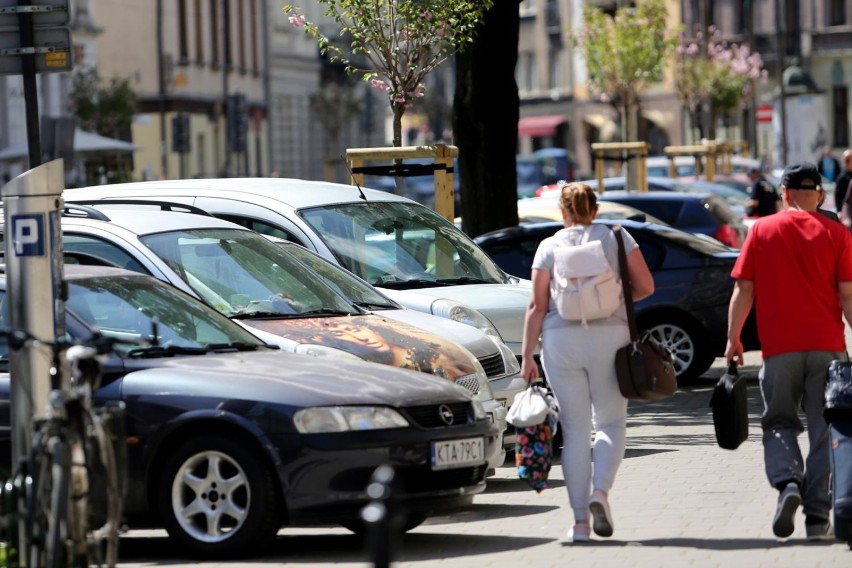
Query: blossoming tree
674 27 767 141
283 1 493 148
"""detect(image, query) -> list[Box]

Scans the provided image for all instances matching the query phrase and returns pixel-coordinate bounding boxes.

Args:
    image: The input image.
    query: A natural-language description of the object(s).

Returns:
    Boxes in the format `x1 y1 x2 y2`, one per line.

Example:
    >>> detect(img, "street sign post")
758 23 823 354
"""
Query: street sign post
0 0 72 170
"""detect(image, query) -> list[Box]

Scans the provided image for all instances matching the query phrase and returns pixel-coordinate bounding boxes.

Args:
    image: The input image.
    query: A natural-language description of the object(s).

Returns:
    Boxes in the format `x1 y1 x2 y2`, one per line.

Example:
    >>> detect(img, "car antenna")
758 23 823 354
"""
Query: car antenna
341 153 367 201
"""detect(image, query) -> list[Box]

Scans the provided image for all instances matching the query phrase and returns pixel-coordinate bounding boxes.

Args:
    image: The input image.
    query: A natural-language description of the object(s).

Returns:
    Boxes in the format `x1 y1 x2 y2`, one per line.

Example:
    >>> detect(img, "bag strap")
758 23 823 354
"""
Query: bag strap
613 225 639 342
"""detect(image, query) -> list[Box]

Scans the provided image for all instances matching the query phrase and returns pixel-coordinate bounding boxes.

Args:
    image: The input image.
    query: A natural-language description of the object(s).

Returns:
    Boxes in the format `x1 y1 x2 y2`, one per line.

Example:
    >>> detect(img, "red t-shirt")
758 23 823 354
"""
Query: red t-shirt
731 210 852 357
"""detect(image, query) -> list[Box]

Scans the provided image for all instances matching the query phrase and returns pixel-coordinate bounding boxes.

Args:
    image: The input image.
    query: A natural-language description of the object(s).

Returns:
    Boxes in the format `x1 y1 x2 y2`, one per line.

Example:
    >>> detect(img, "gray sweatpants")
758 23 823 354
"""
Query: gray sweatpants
541 322 630 523
761 350 844 521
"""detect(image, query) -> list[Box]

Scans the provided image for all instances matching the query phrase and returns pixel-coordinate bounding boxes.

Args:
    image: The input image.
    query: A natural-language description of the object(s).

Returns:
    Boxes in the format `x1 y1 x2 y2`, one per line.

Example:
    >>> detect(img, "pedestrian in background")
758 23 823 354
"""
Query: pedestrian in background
520 182 654 543
726 162 852 541
745 166 780 218
818 146 840 182
834 149 852 213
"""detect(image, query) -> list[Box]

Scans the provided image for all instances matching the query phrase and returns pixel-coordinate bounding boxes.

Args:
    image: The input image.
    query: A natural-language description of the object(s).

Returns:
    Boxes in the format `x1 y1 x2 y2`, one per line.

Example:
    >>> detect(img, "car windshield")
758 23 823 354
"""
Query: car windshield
278 243 399 309
298 202 509 286
139 228 358 317
64 275 266 356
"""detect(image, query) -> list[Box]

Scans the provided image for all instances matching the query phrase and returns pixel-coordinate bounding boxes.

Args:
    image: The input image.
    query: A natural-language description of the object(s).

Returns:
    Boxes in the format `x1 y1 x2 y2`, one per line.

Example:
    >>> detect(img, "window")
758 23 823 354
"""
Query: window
250 0 259 73
209 0 219 66
63 234 149 274
829 0 846 26
833 86 849 147
548 50 561 90
194 0 204 63
178 0 189 63
238 0 246 73
517 52 537 92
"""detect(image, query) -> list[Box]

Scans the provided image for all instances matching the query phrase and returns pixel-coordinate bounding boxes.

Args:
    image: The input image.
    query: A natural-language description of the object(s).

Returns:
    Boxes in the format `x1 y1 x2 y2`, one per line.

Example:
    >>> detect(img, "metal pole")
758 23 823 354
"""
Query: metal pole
2 159 66 566
776 0 789 165
17 0 41 169
157 0 168 178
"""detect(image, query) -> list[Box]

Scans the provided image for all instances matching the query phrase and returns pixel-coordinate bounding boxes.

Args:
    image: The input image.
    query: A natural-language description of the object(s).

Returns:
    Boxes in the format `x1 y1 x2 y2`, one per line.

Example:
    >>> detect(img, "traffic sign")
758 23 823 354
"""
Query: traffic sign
0 0 70 28
0 25 71 74
756 104 773 123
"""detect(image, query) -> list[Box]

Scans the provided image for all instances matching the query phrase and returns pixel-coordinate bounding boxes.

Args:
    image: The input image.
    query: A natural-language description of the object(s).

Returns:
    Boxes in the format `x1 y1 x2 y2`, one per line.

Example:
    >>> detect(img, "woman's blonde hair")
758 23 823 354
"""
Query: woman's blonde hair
559 182 598 225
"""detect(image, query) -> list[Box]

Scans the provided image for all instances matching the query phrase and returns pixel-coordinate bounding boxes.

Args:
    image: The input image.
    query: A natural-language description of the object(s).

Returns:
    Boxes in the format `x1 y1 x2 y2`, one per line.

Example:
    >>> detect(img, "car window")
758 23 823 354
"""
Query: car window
677 200 713 227
631 232 666 271
278 243 399 308
298 202 508 286
481 235 546 280
215 214 292 240
65 275 264 353
63 234 149 274
614 199 683 226
702 195 741 225
140 228 357 317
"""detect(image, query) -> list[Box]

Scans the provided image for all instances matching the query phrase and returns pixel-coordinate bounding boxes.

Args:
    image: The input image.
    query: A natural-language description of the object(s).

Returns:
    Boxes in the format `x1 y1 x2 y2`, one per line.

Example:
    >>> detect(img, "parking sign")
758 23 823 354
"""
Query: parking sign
11 213 45 256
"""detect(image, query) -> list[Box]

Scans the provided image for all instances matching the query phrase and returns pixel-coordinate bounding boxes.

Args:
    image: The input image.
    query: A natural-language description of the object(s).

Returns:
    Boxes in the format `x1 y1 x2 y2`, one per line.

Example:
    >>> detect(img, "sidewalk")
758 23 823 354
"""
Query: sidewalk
116 352 851 567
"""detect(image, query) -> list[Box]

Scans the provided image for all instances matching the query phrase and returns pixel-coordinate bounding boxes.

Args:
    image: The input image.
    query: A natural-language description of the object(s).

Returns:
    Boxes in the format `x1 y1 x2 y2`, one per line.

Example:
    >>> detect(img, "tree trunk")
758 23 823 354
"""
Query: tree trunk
453 2 520 238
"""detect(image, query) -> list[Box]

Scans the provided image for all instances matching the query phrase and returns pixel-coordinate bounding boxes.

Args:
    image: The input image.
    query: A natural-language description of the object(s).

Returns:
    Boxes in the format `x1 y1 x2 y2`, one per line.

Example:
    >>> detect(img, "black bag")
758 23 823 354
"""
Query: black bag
612 226 677 401
710 362 749 450
825 359 852 424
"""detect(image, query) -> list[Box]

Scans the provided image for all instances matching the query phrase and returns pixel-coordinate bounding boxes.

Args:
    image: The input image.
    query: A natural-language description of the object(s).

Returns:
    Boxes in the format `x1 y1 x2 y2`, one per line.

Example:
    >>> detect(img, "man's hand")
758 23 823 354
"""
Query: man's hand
725 337 744 366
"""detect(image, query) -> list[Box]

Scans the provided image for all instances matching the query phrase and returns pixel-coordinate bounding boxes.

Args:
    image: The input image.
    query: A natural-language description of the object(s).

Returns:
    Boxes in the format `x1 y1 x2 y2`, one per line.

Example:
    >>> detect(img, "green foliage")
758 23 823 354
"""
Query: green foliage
68 68 138 139
283 0 494 145
673 27 766 121
574 0 678 108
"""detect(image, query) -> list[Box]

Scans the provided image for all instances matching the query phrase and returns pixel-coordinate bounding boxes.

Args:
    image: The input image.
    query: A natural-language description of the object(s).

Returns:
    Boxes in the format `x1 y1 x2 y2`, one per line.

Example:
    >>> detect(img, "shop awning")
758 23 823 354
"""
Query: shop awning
518 115 567 138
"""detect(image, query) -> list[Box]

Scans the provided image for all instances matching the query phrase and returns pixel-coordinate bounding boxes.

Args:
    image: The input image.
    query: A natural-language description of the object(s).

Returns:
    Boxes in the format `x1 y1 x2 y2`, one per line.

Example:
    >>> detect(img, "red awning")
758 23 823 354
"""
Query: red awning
518 115 567 137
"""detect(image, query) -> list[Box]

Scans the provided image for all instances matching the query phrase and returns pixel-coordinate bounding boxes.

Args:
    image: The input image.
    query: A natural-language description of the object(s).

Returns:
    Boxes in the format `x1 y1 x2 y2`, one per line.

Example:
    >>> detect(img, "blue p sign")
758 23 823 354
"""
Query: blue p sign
11 214 45 257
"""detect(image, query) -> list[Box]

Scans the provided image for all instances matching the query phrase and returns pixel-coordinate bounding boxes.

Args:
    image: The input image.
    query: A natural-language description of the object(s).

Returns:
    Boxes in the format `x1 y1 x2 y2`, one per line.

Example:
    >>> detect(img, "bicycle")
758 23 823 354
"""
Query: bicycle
1 328 145 568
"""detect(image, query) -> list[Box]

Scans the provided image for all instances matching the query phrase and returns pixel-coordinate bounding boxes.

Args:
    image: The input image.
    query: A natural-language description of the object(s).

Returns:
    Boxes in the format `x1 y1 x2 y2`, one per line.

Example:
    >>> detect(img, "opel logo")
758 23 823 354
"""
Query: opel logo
438 404 454 425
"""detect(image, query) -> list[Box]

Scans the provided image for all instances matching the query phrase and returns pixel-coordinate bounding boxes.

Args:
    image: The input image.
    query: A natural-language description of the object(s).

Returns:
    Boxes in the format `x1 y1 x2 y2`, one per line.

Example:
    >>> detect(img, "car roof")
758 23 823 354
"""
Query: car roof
597 190 714 200
67 178 413 210
59 207 246 235
0 263 141 285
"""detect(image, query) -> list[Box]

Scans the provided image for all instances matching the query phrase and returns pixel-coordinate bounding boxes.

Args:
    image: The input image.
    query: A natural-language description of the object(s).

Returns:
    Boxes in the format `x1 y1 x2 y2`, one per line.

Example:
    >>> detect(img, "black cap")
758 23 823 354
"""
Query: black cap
781 162 821 190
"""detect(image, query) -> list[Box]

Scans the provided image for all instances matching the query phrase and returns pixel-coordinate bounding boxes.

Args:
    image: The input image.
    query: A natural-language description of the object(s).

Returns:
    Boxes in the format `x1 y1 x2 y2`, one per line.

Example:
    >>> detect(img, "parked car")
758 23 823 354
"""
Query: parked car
645 154 761 178
0 206 511 463
595 191 748 248
517 194 669 226
260 238 523 447
473 219 760 383
64 179 535 365
0 265 500 557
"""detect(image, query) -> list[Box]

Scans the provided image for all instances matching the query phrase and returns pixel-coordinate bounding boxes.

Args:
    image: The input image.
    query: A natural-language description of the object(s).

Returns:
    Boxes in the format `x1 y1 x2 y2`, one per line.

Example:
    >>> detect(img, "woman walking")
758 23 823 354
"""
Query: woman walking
520 182 654 543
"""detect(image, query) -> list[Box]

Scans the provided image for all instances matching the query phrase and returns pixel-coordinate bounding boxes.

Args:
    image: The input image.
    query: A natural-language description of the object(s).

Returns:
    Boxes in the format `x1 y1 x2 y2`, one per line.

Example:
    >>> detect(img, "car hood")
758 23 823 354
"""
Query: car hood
380 282 532 353
119 351 472 408
238 314 480 380
374 308 500 359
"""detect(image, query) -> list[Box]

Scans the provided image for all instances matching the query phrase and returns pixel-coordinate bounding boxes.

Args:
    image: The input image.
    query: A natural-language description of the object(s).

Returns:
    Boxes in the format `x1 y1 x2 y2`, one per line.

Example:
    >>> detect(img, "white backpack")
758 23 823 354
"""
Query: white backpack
550 226 622 326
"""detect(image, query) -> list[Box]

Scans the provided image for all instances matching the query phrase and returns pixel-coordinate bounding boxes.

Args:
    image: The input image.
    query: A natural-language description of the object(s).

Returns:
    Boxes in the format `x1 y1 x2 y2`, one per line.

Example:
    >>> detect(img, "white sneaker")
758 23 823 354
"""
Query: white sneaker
589 494 614 538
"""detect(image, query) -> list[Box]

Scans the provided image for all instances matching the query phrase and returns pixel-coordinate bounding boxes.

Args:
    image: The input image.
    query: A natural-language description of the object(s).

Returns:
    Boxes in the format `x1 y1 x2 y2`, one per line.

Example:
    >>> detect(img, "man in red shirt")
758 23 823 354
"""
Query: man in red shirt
726 162 852 541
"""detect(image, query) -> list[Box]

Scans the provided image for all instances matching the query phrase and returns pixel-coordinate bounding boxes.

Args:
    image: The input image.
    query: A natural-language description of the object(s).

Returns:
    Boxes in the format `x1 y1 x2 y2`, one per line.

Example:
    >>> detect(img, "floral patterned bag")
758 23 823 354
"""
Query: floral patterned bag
515 413 558 492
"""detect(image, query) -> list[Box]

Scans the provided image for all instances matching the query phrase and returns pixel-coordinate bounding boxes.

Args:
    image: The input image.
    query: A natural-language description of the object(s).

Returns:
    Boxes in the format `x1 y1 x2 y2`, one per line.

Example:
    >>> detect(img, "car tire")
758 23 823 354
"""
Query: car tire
639 315 714 385
157 435 279 558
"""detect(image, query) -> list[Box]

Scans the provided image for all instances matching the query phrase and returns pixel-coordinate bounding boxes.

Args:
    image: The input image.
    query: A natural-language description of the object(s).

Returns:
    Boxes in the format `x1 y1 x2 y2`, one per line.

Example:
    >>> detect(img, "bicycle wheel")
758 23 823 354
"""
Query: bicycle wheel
84 404 125 567
27 431 70 568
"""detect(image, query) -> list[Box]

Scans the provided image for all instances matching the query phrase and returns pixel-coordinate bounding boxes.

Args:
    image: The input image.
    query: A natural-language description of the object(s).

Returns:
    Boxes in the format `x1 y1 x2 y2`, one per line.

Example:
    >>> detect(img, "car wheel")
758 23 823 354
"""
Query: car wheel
640 316 714 385
158 435 279 558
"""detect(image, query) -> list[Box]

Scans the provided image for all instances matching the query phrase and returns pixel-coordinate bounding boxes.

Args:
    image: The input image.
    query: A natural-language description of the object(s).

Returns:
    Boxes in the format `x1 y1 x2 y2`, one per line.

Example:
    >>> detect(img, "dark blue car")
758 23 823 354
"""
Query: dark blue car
473 219 760 383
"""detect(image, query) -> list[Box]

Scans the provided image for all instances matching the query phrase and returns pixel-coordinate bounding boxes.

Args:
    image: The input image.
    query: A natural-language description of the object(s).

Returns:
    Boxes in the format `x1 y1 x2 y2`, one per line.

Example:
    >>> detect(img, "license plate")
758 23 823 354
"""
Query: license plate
431 437 485 470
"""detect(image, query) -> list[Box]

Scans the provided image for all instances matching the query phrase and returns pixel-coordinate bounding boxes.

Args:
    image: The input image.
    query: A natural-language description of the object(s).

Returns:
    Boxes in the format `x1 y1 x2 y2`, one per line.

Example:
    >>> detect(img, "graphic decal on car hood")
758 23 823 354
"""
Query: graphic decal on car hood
242 314 477 380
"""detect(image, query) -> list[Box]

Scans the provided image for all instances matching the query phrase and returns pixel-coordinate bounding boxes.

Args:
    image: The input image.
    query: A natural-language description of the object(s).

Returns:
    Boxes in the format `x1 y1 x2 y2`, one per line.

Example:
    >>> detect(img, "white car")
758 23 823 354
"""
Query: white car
65 179 532 405
3 206 513 464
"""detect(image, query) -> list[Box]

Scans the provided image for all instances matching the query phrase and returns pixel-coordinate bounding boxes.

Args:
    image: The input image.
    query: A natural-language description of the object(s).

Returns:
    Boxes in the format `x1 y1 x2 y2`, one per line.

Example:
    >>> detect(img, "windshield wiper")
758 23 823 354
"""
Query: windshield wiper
353 301 397 310
435 276 491 285
298 308 354 316
204 341 265 352
125 345 210 359
230 310 289 319
376 278 448 289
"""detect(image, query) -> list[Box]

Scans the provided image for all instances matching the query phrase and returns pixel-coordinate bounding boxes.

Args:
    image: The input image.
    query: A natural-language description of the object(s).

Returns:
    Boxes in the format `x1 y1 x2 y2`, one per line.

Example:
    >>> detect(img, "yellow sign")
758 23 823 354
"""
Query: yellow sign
44 52 67 68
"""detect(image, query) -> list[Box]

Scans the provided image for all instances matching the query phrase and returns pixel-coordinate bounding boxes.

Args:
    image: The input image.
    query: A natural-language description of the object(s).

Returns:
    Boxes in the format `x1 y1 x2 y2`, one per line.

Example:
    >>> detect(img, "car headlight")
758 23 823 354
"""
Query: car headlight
294 343 363 360
471 400 486 421
293 406 410 433
494 338 521 375
431 299 502 341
